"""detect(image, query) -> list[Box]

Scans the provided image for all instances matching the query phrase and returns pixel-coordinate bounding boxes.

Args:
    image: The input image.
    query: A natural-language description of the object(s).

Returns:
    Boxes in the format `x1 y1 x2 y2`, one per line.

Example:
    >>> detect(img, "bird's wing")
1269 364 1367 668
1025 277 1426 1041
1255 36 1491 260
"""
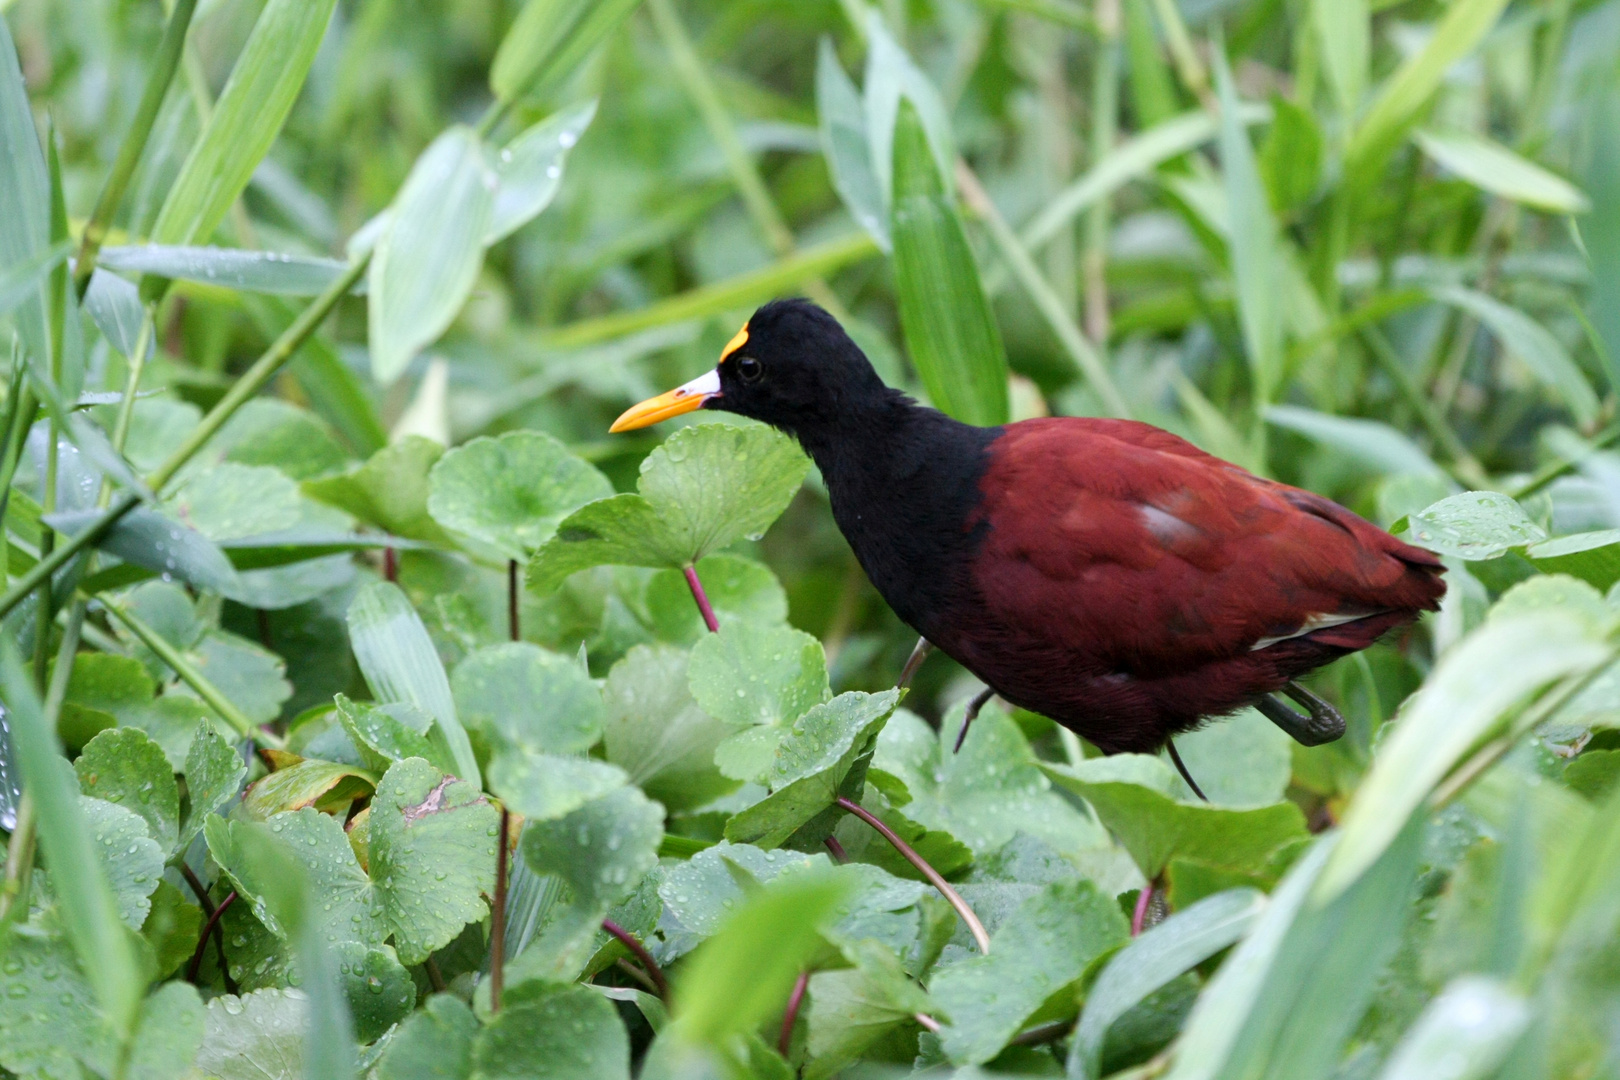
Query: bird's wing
966 418 1443 674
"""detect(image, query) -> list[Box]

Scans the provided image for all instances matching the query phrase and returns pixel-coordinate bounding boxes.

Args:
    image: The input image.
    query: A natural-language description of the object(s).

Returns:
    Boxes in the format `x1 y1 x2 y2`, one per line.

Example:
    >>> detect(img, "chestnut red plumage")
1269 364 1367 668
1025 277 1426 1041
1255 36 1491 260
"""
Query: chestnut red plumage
611 299 1445 774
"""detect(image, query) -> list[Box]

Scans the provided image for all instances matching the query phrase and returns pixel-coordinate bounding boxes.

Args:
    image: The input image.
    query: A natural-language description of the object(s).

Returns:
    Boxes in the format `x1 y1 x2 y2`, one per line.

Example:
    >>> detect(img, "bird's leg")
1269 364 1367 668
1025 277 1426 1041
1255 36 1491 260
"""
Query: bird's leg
1165 739 1207 801
898 637 933 688
1256 682 1346 747
952 687 996 753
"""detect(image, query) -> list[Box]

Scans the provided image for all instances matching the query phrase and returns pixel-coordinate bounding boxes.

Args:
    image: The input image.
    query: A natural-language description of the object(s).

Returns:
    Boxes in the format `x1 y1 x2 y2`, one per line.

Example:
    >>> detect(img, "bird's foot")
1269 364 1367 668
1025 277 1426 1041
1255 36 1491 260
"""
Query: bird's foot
899 638 933 689
952 687 996 753
1257 683 1345 747
1165 739 1208 801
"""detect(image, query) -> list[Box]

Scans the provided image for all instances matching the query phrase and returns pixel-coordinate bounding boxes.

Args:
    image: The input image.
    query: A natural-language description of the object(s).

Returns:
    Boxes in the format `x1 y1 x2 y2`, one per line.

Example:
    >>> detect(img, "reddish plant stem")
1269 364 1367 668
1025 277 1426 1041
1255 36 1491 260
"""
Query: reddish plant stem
614 957 660 995
383 546 398 583
179 864 236 994
779 970 810 1055
683 564 720 633
602 918 669 1000
835 796 990 954
507 559 520 641
823 835 848 863
1131 879 1155 937
187 890 237 985
424 957 448 993
490 808 511 1012
914 1012 942 1033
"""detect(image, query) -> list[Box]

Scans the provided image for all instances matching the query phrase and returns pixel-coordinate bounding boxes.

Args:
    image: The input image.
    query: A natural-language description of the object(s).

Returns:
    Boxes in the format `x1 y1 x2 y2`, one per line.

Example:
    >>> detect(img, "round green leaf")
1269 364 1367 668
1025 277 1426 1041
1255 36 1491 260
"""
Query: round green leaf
427 430 612 560
451 641 603 755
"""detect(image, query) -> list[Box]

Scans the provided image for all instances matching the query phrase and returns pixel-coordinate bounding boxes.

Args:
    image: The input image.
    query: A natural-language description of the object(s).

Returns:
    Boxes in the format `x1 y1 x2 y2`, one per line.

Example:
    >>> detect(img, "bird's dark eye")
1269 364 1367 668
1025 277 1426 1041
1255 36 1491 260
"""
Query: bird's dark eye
736 356 764 383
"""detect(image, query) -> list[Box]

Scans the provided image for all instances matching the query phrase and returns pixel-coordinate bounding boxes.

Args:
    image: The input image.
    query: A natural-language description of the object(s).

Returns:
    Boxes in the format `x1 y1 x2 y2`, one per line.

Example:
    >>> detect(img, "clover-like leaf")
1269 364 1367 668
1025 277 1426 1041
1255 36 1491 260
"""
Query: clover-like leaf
452 641 603 755
1042 754 1310 880
127 981 207 1080
335 695 442 774
473 983 630 1080
82 795 165 928
377 993 478 1080
487 750 628 822
601 644 736 813
370 758 500 964
193 989 306 1080
335 942 416 1043
75 726 179 851
659 842 831 941
871 706 1109 859
724 689 899 849
929 879 1130 1064
0 925 116 1078
166 462 304 541
304 436 454 543
806 940 935 1079
528 423 809 592
181 720 247 849
427 430 612 561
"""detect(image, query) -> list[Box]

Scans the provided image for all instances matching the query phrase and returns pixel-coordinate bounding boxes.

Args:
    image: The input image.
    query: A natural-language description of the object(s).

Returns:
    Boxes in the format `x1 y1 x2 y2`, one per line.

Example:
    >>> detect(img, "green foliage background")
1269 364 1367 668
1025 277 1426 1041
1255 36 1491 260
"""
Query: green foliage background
1 0 1620 1077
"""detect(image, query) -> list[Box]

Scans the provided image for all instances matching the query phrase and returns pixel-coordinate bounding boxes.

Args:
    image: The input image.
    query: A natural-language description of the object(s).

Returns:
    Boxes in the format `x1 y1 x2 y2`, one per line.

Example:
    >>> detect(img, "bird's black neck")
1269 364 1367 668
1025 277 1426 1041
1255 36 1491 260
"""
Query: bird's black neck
793 397 1001 640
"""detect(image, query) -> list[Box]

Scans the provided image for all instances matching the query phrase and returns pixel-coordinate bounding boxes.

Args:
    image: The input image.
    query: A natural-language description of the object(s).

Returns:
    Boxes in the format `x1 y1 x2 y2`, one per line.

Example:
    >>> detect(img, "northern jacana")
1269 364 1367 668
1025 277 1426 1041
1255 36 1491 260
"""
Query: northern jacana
612 300 1445 795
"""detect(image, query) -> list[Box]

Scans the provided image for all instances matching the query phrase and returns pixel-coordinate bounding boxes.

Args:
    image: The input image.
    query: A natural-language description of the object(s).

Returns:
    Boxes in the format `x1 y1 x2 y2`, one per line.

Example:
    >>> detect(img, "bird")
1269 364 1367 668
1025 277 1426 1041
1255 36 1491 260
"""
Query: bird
609 298 1445 797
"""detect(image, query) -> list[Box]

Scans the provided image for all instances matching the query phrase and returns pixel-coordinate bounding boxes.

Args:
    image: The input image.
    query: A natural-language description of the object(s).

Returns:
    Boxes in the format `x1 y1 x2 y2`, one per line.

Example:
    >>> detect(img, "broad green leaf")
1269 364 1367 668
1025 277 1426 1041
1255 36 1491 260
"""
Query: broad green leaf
142 879 204 978
1525 530 1620 591
193 989 305 1080
368 758 499 964
516 785 664 982
528 423 810 591
889 101 1009 427
1042 755 1308 880
930 879 1130 1064
473 983 630 1080
0 16 51 372
816 37 888 250
368 126 495 384
1415 130 1590 215
487 750 627 821
333 942 415 1044
188 631 294 726
1345 0 1511 177
376 994 477 1080
304 435 453 543
490 0 641 103
0 646 142 1035
643 554 788 645
1320 612 1612 901
805 940 935 1079
165 462 304 541
98 245 361 295
82 266 146 358
127 981 207 1080
239 757 373 820
1265 405 1445 478
1214 49 1284 404
659 842 830 940
872 707 1107 859
451 641 603 755
487 100 598 244
1163 708 1292 807
75 726 180 851
49 504 241 594
1430 286 1599 426
601 644 735 813
1312 0 1368 116
215 399 351 482
688 623 828 730
0 925 117 1077
1258 96 1322 213
1586 75 1620 390
81 795 166 928
347 581 480 786
1374 976 1529 1080
1401 491 1546 560
334 696 441 774
149 0 340 247
671 870 852 1047
427 430 612 561
1069 889 1267 1080
723 689 899 848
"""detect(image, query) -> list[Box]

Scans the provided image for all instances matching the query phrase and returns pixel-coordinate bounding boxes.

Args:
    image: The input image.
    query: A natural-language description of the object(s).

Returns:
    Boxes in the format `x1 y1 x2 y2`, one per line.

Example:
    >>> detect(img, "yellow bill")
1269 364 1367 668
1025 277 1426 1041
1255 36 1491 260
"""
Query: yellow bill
609 368 723 432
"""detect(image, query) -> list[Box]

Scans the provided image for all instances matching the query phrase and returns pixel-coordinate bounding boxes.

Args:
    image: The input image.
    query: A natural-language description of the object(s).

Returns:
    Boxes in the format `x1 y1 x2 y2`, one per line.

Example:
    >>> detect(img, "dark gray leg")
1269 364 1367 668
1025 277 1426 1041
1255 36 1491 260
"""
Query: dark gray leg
1257 682 1345 747
898 637 933 689
1166 739 1207 801
953 687 996 753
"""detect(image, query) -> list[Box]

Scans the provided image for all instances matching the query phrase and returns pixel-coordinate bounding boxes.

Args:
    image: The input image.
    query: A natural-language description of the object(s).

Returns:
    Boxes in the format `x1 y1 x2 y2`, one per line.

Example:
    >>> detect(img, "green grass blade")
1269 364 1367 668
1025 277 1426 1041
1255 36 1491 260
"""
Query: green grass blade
490 0 641 106
149 0 339 247
0 16 51 373
890 101 1008 426
1312 0 1368 119
1414 129 1590 215
0 642 142 1038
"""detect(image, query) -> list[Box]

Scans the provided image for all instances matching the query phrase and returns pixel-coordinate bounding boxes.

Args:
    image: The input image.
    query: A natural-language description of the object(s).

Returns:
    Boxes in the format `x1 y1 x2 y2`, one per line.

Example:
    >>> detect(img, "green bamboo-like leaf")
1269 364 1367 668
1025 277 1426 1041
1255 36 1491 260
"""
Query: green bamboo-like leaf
1414 130 1590 215
346 581 480 786
0 643 142 1037
816 37 888 250
863 13 955 207
1400 490 1546 560
98 245 362 296
0 16 51 371
1265 405 1445 478
1584 75 1620 392
1312 0 1368 117
889 101 1008 427
1374 977 1529 1080
149 0 340 247
487 100 597 244
1214 47 1285 405
367 126 496 385
490 0 642 103
1430 286 1599 425
1345 0 1511 179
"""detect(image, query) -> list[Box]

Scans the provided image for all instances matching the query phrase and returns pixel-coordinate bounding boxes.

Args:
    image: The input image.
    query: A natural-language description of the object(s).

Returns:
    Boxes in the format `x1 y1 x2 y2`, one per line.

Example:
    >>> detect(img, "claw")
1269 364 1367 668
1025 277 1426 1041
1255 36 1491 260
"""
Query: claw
1257 682 1345 747
952 687 996 753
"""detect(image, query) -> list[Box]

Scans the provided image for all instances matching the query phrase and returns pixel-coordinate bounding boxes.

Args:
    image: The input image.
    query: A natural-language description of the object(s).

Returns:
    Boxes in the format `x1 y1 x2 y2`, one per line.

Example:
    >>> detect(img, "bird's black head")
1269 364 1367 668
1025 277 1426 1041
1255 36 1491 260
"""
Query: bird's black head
609 299 898 443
